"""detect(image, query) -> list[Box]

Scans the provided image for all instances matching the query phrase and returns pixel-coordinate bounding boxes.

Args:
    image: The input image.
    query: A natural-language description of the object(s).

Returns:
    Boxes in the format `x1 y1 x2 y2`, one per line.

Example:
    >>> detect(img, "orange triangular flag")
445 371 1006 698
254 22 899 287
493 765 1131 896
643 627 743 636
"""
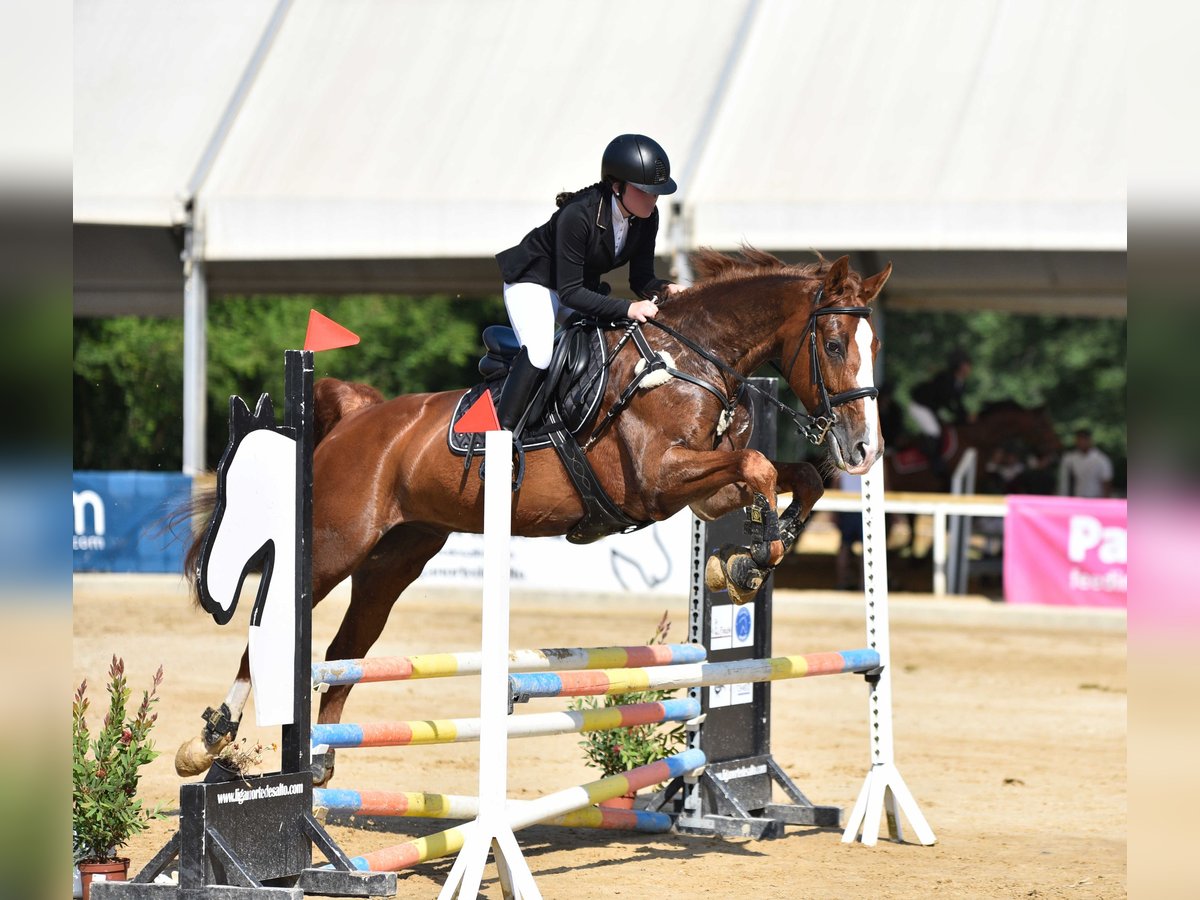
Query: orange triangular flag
304 310 360 352
453 391 501 434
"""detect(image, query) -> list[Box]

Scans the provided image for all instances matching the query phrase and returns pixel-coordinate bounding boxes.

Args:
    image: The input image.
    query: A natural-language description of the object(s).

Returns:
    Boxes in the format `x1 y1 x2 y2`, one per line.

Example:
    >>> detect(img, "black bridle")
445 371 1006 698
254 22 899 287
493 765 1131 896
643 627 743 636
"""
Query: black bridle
777 295 879 443
644 286 879 446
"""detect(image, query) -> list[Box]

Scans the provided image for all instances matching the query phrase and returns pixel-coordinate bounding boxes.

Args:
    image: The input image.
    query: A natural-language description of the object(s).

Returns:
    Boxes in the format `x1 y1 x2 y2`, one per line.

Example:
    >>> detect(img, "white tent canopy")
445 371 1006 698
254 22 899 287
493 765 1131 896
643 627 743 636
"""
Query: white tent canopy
76 0 1126 258
686 0 1125 252
73 0 281 227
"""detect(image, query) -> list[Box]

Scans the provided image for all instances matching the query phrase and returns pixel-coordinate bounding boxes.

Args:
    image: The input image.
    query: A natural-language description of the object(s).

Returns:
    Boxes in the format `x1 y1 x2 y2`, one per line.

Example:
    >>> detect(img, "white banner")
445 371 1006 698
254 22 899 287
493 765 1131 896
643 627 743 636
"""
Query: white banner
415 510 693 597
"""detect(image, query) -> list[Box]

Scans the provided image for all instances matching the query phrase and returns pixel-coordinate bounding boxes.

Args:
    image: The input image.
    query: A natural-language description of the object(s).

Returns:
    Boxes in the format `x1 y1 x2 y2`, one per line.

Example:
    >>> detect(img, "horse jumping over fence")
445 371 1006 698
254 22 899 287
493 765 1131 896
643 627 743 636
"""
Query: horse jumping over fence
177 248 892 784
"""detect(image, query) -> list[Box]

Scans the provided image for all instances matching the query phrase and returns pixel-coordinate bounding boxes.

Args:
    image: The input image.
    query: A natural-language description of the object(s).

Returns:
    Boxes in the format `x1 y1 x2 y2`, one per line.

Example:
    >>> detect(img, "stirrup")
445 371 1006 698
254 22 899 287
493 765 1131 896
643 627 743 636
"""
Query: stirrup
479 440 526 492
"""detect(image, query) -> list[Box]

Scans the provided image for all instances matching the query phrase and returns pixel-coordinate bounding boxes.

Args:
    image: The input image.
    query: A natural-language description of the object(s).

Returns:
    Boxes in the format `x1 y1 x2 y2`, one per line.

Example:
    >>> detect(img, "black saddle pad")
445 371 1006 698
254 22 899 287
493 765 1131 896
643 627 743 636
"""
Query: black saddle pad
447 324 609 454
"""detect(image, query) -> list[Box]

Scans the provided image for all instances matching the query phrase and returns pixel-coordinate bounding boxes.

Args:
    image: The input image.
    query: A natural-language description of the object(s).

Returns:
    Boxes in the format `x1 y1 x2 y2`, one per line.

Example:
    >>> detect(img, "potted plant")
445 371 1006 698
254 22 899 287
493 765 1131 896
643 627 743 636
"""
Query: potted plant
568 612 689 808
205 736 276 783
72 656 165 900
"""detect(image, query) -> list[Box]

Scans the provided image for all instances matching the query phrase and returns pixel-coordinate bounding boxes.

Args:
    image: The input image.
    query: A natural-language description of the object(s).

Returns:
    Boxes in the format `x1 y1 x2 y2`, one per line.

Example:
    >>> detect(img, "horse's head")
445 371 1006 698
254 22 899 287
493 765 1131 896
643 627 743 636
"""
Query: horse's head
778 255 892 474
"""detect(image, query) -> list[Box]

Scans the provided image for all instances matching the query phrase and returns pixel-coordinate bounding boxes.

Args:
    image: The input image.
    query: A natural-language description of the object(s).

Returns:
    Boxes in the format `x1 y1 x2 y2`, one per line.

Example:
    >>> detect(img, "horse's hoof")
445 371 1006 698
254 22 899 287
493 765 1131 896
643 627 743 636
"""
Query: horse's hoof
311 748 336 787
705 545 764 605
704 553 730 593
727 578 759 606
174 733 231 777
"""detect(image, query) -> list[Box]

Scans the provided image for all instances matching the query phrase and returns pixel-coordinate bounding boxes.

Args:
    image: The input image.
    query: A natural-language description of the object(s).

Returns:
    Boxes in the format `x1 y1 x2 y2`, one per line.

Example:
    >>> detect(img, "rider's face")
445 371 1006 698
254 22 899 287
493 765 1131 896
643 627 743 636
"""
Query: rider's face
617 183 658 219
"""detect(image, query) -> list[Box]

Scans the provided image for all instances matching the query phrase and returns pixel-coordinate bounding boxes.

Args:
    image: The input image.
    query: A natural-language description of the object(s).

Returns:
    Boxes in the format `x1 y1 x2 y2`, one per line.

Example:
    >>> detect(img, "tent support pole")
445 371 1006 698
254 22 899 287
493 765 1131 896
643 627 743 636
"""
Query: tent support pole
182 220 207 476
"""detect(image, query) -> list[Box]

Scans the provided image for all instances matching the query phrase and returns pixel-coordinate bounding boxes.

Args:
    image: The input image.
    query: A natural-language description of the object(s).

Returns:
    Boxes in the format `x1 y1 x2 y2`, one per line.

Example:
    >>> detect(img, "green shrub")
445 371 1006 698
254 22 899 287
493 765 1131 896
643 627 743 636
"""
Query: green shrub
72 657 165 862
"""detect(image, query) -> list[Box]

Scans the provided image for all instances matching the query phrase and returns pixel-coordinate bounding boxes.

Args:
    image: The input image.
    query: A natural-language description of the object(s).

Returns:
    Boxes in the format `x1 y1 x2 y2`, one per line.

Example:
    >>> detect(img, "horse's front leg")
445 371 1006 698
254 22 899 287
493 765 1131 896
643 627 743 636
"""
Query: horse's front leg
771 461 825 551
683 456 824 556
652 447 786 604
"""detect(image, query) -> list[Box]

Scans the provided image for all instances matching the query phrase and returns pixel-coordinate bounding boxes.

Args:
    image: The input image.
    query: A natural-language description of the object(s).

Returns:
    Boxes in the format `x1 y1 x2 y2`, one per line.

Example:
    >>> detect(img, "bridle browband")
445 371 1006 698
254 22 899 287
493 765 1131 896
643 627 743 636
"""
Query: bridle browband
644 284 879 446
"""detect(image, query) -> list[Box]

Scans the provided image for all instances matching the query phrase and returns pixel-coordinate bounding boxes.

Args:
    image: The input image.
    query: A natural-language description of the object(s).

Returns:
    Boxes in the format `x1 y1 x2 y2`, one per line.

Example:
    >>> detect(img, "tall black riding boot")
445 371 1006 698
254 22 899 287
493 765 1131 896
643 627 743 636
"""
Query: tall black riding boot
496 346 546 438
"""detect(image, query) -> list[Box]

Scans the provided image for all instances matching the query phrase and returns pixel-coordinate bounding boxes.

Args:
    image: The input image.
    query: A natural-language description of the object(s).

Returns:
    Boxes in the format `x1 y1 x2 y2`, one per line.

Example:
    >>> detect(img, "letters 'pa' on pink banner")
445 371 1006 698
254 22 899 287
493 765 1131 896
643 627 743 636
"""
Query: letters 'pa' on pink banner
1003 495 1126 608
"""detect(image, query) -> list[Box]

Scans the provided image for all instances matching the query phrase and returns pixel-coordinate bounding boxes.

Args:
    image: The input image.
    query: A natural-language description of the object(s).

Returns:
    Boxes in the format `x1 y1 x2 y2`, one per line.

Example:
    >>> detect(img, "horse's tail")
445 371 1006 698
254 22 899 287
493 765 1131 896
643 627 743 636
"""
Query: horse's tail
172 486 216 606
314 377 386 446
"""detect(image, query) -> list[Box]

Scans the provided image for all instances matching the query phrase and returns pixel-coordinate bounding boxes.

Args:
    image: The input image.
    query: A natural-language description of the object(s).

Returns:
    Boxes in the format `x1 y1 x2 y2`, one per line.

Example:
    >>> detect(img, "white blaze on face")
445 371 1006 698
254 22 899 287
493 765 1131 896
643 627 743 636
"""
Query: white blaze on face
853 318 878 452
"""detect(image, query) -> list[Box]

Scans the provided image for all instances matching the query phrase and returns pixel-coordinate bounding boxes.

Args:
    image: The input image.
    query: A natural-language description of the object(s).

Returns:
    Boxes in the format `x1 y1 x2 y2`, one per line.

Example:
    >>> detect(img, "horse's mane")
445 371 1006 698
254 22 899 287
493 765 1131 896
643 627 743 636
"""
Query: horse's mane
690 246 831 284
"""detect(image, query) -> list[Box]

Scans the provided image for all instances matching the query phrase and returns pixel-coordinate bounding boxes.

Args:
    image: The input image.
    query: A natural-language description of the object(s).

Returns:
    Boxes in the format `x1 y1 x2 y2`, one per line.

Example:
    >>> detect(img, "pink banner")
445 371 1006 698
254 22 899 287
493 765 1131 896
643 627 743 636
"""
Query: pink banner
1003 495 1127 607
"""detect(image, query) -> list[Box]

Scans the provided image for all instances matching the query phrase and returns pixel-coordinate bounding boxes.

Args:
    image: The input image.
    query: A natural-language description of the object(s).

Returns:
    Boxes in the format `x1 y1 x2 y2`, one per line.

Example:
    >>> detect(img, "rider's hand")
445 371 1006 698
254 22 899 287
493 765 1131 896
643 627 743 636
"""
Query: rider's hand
662 282 685 298
627 299 659 323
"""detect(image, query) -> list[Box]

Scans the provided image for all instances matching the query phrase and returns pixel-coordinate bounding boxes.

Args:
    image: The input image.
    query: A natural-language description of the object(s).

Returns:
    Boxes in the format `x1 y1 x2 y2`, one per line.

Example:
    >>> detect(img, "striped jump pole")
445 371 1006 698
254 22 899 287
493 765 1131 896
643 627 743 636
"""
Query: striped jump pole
310 697 700 749
314 790 673 834
340 748 707 873
313 643 706 687
509 649 881 702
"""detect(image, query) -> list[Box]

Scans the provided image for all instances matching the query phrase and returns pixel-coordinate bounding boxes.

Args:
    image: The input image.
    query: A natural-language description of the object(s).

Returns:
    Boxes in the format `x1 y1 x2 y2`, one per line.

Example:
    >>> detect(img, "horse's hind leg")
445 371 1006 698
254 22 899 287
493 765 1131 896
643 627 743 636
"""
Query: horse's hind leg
174 649 251 776
174 564 352 777
311 524 449 786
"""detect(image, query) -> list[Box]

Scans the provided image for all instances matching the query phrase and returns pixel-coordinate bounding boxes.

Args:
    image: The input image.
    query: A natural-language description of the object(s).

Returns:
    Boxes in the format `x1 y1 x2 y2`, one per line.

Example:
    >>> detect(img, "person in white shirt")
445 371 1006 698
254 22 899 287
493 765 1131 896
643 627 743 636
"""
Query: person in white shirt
1058 428 1113 498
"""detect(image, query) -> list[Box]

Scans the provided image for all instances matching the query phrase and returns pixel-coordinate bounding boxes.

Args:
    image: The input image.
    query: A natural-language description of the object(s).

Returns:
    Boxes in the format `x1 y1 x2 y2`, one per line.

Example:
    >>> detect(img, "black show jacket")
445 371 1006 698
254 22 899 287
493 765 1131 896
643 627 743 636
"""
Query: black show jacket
495 184 668 320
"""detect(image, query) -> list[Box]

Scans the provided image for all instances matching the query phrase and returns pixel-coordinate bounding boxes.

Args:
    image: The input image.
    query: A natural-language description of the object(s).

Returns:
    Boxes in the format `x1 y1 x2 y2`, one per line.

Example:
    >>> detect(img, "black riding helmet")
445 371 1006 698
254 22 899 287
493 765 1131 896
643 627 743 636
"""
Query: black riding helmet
601 134 678 196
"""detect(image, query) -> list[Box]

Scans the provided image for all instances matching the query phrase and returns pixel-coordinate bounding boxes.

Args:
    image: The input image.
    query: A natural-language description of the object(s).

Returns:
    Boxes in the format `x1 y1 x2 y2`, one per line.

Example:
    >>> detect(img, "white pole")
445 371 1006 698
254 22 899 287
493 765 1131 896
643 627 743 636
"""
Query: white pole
842 458 937 846
440 429 541 899
932 508 947 596
181 222 206 476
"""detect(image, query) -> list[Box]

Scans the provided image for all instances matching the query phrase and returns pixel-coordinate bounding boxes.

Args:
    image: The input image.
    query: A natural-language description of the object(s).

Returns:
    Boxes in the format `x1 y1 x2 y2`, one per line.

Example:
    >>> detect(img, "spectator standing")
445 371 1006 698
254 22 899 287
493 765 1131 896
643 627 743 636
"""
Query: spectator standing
1058 428 1113 498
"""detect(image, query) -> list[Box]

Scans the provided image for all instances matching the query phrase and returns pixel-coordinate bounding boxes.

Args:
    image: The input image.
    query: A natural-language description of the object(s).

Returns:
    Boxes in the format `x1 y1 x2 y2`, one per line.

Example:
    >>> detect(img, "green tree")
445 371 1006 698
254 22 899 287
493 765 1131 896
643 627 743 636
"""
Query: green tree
882 309 1127 458
73 294 504 470
74 317 185 469
72 295 1126 480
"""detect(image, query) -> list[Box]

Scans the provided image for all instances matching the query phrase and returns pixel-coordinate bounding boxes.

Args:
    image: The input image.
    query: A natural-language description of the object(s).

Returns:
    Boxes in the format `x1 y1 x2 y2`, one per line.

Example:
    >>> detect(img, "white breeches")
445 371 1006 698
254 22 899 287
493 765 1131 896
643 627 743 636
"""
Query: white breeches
907 402 942 438
503 282 572 369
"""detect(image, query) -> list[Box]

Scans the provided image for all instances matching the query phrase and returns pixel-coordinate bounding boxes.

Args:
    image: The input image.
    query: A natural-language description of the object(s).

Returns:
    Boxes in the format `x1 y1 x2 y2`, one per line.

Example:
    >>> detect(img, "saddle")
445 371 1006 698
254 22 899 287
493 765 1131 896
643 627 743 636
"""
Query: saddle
447 319 653 544
447 320 607 455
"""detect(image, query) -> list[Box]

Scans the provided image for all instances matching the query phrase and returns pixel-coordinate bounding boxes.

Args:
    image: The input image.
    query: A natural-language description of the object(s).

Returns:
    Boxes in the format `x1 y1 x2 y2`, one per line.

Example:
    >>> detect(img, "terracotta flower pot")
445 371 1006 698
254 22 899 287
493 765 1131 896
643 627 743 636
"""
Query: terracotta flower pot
598 790 637 810
78 858 129 900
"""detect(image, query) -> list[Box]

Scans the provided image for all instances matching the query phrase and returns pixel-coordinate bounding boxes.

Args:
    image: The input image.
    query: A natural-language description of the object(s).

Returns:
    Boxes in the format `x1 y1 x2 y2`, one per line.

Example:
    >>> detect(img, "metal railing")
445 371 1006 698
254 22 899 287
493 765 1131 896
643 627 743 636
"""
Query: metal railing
812 467 1008 597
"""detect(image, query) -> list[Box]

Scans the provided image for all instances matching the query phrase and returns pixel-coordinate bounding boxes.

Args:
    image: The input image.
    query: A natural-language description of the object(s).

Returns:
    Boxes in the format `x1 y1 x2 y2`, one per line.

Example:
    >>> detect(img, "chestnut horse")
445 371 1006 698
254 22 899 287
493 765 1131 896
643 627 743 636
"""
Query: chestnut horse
176 248 891 784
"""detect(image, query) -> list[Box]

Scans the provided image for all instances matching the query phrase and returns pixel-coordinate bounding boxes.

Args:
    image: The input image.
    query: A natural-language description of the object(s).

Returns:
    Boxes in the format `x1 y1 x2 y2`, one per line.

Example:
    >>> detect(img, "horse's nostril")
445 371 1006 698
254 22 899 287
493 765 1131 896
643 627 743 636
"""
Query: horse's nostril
855 442 869 464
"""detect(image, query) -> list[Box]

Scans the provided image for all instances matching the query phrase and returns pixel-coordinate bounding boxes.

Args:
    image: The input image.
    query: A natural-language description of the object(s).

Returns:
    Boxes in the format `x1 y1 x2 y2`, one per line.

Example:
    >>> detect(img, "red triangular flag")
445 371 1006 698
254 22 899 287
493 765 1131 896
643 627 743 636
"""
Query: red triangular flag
453 391 500 434
304 310 360 352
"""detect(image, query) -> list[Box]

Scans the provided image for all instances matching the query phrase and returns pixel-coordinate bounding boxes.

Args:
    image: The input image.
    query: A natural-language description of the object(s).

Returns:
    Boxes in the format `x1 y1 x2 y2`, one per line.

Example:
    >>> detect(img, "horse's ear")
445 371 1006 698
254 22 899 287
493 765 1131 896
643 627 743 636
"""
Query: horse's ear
824 255 851 294
860 262 893 303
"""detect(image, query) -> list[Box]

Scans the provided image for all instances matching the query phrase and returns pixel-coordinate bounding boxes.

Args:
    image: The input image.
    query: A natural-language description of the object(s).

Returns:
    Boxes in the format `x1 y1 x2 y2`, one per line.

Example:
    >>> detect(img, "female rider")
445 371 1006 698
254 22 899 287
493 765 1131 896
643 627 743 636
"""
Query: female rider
494 133 684 436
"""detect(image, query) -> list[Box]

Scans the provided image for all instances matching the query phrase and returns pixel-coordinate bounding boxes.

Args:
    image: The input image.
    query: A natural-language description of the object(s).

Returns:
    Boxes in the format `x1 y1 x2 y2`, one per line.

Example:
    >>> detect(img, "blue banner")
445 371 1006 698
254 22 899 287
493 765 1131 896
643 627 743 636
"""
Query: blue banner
72 472 193 573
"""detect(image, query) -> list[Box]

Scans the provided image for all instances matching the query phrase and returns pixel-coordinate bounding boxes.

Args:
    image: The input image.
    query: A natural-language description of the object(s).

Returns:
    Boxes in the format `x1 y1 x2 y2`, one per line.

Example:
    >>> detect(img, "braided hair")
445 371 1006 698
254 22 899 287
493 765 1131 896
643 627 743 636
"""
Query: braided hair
555 180 609 209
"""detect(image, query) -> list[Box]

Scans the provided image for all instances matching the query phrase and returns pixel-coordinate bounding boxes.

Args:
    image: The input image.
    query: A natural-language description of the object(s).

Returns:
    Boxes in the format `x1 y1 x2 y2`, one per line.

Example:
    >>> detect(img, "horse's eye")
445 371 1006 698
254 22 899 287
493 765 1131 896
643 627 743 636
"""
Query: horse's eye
825 340 842 356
